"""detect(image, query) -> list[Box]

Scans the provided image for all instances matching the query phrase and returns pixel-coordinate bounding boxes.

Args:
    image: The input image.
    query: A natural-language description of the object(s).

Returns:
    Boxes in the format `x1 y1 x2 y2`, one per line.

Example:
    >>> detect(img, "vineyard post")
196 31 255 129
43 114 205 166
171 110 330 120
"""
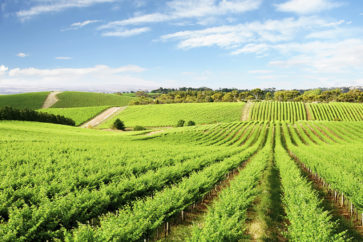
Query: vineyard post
341 193 344 207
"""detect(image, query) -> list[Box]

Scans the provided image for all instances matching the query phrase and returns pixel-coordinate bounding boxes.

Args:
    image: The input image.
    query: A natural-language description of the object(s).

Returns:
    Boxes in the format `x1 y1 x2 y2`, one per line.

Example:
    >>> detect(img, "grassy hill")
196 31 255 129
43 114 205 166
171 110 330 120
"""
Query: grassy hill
52 91 134 108
0 92 50 109
99 102 244 128
38 106 110 126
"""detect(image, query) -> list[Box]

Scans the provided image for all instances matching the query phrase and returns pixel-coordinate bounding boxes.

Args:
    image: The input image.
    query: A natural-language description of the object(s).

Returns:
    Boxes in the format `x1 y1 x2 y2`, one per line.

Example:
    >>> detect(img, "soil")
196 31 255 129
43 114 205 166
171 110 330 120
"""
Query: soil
81 106 125 128
42 91 62 108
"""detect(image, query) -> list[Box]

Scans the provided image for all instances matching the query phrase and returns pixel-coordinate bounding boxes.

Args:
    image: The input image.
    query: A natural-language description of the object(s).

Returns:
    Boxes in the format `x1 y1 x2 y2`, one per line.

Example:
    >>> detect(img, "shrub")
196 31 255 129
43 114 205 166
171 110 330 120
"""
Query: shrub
134 125 146 131
187 120 196 126
176 119 185 127
113 119 125 130
0 106 75 126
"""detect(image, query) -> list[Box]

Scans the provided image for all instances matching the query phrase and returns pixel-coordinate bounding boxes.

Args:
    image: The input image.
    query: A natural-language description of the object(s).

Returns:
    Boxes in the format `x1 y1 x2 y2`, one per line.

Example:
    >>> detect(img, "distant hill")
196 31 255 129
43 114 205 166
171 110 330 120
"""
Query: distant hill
0 92 50 110
52 91 135 108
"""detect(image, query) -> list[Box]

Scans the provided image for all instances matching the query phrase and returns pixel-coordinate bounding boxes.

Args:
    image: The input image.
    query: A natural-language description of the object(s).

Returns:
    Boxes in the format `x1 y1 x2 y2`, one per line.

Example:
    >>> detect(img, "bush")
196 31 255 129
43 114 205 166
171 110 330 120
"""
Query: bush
187 120 196 126
0 106 75 126
134 125 146 131
113 119 125 130
176 119 185 127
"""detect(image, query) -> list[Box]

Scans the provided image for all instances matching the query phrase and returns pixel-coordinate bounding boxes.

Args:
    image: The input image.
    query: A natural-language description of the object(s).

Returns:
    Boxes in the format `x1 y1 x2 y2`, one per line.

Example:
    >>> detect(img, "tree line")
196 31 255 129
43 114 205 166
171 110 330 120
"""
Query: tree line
128 88 363 105
0 106 75 126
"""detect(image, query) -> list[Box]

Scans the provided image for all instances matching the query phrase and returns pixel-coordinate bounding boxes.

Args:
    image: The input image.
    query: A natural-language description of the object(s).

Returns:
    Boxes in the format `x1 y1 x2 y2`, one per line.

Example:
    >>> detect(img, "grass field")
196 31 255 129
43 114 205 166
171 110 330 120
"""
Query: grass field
52 91 134 108
38 106 109 126
0 92 50 109
99 102 245 128
1 98 363 241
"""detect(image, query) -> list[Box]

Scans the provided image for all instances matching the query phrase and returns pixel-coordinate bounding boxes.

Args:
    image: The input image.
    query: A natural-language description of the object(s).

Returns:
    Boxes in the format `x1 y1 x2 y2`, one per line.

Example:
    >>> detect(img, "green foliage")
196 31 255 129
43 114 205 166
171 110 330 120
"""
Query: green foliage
99 103 244 128
307 102 363 121
0 106 75 125
52 91 134 108
38 106 109 126
0 92 50 109
249 101 307 122
133 125 146 131
176 119 185 127
186 120 196 126
113 119 125 130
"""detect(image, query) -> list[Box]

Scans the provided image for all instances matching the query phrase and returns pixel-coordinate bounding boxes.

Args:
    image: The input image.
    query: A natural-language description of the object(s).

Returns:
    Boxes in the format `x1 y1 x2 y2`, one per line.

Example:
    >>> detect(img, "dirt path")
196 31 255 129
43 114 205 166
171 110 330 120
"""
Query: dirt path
81 107 125 128
305 103 312 120
42 91 62 108
241 102 253 121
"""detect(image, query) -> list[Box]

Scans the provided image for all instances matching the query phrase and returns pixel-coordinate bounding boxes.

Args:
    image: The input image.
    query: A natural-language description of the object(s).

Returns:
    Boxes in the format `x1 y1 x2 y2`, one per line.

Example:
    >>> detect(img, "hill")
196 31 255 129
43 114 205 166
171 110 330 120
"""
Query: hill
98 102 244 128
0 92 50 109
38 106 110 126
52 91 134 108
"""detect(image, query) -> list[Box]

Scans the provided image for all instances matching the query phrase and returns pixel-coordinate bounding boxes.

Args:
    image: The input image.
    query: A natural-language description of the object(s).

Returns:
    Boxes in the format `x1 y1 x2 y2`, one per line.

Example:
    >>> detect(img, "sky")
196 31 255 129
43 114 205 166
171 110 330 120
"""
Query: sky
0 0 363 93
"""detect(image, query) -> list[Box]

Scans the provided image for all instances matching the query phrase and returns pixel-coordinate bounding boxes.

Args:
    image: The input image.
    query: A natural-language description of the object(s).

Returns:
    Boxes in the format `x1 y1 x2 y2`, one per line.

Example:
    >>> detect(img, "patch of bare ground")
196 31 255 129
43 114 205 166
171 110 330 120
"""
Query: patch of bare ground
241 102 253 121
81 107 125 128
42 91 61 108
304 103 312 120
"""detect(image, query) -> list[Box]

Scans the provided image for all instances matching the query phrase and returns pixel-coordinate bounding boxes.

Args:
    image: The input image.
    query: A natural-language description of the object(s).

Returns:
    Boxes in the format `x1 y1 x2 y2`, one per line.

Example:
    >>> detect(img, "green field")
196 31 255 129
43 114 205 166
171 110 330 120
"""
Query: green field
38 106 109 126
52 91 134 108
307 102 363 121
0 92 50 109
249 101 307 122
1 99 363 241
99 102 245 128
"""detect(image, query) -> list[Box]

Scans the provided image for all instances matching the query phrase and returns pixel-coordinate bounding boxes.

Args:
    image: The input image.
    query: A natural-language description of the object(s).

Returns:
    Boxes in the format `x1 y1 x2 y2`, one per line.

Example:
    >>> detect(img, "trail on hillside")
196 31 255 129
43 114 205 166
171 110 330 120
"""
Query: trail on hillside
305 103 313 120
81 106 125 128
241 102 253 121
42 91 62 108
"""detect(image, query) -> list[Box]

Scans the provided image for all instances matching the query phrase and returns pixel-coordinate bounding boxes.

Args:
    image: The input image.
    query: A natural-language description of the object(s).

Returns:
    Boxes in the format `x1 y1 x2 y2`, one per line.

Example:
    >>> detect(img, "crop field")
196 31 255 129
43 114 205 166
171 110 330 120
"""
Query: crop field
307 102 363 121
99 102 244 128
249 101 307 122
38 106 109 126
0 92 50 110
52 91 134 108
1 100 363 241
1 118 362 241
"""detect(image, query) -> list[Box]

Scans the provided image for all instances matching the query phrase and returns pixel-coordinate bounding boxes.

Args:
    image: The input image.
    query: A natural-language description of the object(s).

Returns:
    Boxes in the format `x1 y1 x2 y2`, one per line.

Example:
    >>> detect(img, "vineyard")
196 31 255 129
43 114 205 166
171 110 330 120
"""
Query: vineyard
0 116 362 241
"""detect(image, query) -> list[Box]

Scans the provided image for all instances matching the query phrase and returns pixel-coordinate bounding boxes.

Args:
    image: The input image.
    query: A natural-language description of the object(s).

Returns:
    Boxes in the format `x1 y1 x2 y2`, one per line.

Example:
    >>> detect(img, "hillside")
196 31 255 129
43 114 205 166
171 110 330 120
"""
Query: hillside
38 106 110 126
52 91 134 108
99 102 245 128
0 92 50 110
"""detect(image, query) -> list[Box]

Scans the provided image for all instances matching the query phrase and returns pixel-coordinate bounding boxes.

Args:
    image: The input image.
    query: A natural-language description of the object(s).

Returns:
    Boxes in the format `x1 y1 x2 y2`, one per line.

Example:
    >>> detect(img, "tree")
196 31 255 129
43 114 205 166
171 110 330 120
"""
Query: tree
176 120 185 127
113 119 125 130
251 88 264 100
187 120 196 126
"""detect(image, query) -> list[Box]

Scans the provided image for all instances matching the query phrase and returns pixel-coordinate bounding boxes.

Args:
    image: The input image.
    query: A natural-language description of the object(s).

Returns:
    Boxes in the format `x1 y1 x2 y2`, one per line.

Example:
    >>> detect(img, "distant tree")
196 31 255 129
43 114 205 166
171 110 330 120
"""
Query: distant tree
134 125 146 131
222 92 234 102
265 92 272 100
113 119 125 130
251 88 264 100
176 119 185 127
135 91 148 97
187 120 196 126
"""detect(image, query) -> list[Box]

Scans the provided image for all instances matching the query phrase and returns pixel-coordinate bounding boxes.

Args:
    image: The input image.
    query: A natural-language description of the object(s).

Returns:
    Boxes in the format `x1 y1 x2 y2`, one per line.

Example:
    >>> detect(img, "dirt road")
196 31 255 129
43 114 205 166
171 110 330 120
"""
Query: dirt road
81 107 125 128
241 102 253 121
42 91 62 108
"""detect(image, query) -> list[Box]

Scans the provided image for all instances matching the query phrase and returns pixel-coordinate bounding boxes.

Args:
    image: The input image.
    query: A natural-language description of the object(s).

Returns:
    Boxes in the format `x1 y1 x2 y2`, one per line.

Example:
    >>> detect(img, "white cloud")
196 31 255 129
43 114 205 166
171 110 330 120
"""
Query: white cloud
17 52 28 58
162 16 333 49
63 20 100 31
99 0 262 30
275 0 342 15
269 39 363 73
55 56 72 60
0 65 157 92
17 0 116 20
0 65 8 75
102 27 151 37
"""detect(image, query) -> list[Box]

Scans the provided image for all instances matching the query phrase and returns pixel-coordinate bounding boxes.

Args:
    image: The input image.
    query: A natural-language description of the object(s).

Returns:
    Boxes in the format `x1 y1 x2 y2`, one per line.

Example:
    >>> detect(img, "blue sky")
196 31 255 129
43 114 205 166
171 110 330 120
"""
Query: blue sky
0 0 362 93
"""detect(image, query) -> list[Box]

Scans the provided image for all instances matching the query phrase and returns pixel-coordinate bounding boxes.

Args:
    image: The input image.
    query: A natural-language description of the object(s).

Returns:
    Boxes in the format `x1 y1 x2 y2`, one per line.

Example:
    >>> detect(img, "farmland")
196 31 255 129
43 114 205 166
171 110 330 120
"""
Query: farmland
38 106 109 126
52 91 134 108
99 102 244 128
0 92 50 110
0 99 363 241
